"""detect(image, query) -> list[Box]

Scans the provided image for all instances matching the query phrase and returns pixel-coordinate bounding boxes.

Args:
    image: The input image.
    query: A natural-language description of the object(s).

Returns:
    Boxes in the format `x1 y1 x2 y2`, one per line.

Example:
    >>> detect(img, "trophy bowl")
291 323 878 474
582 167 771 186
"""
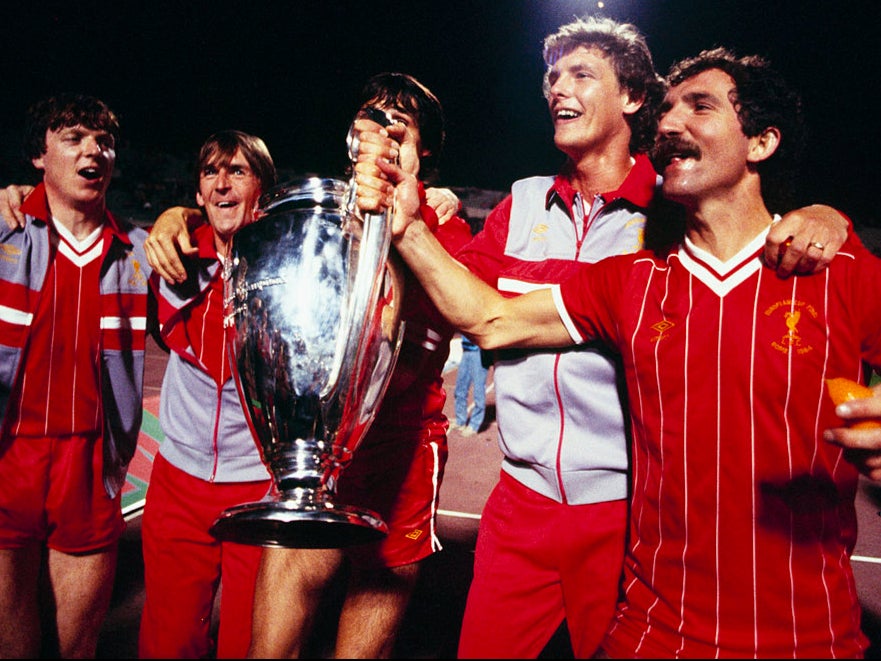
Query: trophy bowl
209 176 404 548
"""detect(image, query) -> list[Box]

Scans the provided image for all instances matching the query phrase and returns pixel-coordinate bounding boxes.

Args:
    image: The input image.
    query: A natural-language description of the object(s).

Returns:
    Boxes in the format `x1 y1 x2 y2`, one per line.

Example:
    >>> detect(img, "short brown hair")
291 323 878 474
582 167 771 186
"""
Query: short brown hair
195 130 277 194
23 93 120 162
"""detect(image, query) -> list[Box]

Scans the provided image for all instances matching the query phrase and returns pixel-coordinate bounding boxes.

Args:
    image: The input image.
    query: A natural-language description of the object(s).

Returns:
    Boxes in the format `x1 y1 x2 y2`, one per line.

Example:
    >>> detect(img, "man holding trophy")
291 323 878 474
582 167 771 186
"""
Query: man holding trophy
132 72 470 658
244 72 473 659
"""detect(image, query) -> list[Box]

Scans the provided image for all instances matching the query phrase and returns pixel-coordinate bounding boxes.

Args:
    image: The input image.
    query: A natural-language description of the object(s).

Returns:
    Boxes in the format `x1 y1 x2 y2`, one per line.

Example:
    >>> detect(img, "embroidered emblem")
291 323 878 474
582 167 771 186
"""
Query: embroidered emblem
0 243 21 264
782 310 801 347
531 223 548 242
650 319 674 343
766 299 817 355
620 217 646 254
129 259 147 287
405 529 424 540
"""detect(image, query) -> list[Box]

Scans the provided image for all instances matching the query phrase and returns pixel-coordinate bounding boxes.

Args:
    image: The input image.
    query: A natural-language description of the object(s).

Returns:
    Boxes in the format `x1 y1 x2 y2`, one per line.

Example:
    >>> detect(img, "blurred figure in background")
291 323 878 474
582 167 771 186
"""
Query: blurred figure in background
451 334 490 436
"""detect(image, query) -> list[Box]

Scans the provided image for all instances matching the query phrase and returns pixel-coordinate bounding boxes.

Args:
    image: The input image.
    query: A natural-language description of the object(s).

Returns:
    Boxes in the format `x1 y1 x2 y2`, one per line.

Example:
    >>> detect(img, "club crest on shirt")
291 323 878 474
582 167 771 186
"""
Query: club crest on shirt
128 259 147 287
0 243 21 264
650 318 675 343
766 298 817 355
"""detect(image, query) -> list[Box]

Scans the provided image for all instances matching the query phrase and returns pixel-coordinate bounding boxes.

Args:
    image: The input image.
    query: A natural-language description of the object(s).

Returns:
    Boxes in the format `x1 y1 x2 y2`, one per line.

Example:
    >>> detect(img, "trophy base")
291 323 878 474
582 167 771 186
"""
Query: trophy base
209 499 389 548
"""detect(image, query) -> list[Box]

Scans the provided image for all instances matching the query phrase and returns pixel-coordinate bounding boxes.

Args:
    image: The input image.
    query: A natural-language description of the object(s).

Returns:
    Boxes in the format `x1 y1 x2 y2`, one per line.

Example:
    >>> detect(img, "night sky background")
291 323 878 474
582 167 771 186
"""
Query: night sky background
2 0 879 226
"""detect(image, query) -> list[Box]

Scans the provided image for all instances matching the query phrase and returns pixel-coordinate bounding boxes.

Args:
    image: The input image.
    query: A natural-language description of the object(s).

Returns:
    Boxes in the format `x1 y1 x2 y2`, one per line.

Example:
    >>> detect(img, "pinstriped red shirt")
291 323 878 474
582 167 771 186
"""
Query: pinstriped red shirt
7 221 104 437
557 228 880 657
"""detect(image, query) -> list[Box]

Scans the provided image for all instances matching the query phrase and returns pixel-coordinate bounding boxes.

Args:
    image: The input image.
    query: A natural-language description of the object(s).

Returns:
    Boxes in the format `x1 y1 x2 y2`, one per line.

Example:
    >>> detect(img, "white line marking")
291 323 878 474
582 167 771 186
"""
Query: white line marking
438 509 482 521
123 501 146 521
124 504 881 565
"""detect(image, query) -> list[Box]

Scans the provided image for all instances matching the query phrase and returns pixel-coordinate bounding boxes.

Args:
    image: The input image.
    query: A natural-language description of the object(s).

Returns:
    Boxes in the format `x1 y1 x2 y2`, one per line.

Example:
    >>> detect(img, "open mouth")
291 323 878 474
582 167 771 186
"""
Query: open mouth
650 139 700 171
78 167 102 181
554 108 581 121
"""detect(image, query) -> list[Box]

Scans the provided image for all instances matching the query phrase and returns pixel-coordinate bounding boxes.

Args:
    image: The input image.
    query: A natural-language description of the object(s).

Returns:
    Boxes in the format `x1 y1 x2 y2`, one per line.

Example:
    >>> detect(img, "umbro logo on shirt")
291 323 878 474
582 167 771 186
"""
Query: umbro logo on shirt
650 319 675 343
0 244 22 264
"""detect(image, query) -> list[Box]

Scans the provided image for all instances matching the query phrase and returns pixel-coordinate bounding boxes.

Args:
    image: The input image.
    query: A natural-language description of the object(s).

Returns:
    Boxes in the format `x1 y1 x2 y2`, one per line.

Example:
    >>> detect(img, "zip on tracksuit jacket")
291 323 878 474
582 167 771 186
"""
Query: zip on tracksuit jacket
454 154 662 505
149 223 268 483
0 183 151 498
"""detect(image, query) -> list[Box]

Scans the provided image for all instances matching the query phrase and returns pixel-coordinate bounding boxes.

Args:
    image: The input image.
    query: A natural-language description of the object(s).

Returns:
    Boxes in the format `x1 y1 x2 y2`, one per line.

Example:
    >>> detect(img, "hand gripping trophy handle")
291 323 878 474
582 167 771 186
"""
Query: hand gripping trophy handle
209 109 405 548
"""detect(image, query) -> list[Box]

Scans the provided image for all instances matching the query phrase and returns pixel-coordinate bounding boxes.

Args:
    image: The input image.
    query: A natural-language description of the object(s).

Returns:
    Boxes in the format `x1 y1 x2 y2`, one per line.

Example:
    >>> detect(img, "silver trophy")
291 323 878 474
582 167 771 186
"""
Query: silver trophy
209 171 405 548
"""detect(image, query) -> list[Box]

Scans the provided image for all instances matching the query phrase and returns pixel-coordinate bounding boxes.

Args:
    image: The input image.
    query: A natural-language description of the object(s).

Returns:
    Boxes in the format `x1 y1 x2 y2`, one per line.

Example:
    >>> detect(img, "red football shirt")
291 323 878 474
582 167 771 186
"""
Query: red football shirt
556 230 880 657
8 221 103 437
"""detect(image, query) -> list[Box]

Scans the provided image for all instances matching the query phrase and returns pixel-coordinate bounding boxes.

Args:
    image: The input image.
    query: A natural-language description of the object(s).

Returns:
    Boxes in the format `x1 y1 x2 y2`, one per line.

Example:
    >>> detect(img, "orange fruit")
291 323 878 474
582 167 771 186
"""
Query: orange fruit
825 377 881 429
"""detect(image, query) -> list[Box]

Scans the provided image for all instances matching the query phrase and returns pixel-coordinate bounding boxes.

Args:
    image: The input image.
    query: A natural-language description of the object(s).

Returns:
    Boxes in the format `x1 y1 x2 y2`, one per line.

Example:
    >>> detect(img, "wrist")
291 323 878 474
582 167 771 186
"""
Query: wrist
184 207 206 232
417 181 439 233
395 212 432 249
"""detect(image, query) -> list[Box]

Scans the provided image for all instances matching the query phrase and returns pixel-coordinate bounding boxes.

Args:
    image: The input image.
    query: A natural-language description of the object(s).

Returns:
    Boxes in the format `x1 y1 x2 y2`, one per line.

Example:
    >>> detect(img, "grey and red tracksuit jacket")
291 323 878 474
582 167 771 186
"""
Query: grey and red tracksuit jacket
0 183 151 498
454 154 662 505
149 224 268 483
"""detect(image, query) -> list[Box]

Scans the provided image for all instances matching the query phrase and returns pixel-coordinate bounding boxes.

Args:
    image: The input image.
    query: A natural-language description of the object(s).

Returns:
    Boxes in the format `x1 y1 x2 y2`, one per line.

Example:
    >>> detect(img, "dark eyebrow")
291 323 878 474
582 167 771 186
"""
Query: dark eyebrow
684 91 718 104
688 84 735 109
560 62 596 77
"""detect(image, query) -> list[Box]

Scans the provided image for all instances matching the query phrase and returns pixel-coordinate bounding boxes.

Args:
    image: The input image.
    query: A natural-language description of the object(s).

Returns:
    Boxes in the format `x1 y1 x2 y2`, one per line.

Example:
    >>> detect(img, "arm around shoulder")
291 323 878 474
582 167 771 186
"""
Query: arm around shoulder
766 204 850 277
144 206 203 285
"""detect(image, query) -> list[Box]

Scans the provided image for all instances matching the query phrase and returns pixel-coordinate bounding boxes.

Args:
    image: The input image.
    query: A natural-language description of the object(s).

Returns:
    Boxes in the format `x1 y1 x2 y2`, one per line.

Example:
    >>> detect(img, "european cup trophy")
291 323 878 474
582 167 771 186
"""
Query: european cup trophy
209 112 405 548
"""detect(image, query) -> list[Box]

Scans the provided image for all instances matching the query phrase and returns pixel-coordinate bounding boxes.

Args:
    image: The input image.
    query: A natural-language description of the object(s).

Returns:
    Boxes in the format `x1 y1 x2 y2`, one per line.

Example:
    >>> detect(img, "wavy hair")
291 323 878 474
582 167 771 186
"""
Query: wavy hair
542 16 666 154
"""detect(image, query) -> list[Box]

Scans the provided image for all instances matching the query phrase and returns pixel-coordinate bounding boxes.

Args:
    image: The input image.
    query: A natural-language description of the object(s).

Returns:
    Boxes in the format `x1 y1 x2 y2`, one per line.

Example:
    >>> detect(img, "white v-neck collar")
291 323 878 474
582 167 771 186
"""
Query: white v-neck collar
52 218 104 267
677 215 780 297
53 218 103 253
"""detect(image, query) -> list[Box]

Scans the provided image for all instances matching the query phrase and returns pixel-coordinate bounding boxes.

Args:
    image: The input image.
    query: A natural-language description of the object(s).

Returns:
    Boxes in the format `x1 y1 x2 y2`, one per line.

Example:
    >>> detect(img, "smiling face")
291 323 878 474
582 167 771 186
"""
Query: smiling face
32 124 116 212
545 46 641 161
651 68 759 207
196 147 262 255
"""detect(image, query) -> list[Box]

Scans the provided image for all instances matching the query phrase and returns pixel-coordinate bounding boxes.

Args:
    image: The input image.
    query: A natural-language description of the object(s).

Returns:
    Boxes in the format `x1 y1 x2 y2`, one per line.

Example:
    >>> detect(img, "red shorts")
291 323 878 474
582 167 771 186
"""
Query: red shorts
336 419 448 569
457 470 628 659
0 433 124 552
140 453 272 659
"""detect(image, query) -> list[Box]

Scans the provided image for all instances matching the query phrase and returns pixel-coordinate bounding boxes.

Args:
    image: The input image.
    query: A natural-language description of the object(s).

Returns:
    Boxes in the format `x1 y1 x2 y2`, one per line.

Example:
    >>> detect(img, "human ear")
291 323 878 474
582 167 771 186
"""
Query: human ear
622 90 645 117
748 126 781 163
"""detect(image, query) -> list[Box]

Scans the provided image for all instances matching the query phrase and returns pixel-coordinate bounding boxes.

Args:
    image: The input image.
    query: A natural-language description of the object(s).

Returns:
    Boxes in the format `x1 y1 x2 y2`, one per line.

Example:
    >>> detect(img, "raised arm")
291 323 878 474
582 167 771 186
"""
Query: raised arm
352 119 570 351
